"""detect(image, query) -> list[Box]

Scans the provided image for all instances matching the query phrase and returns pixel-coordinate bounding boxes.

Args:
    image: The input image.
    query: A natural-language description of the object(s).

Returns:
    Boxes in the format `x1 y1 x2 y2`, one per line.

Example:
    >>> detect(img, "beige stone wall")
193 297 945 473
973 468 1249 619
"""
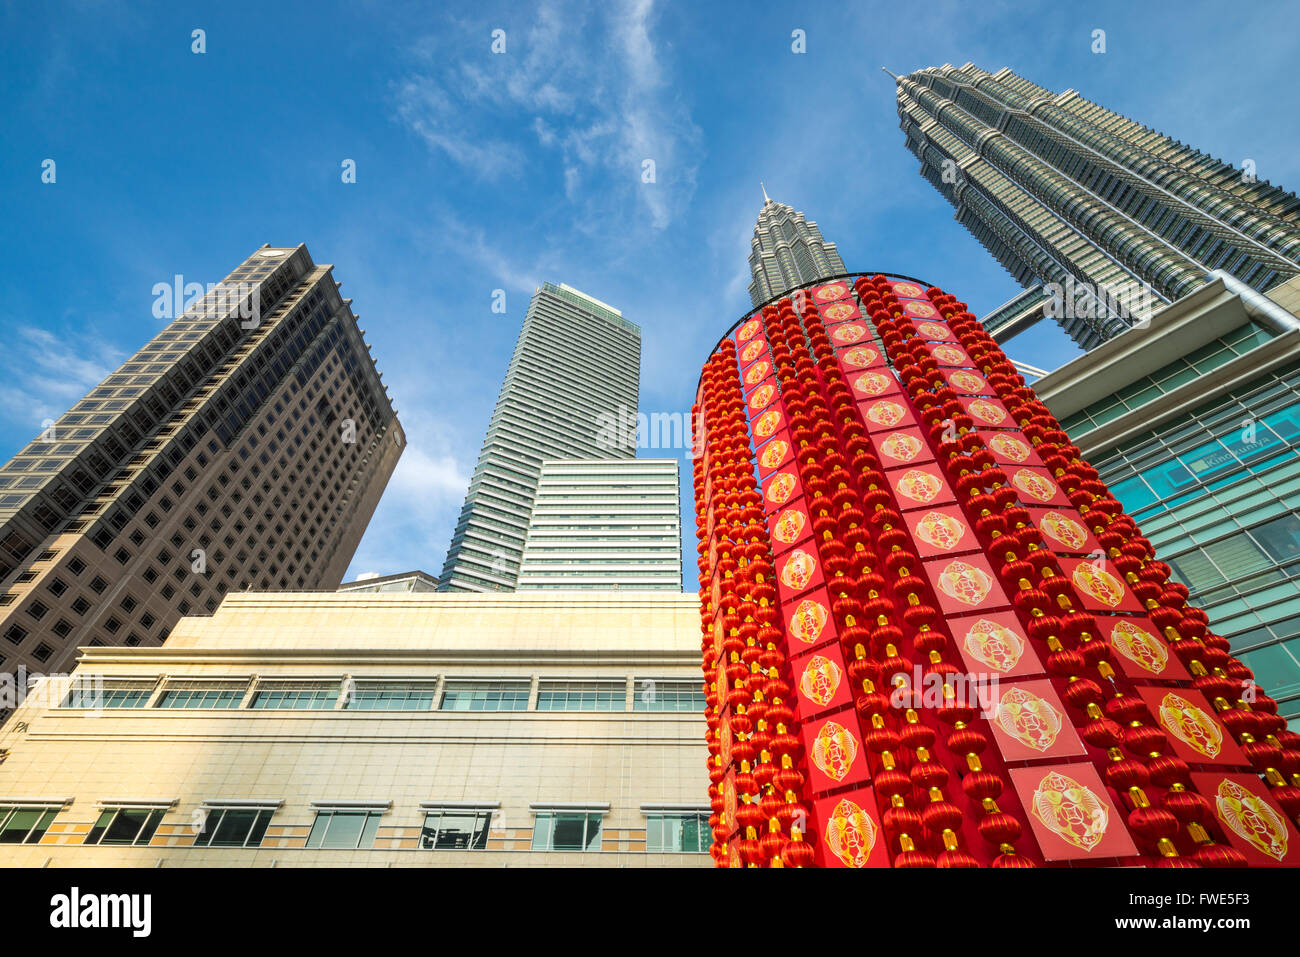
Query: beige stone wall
0 592 711 867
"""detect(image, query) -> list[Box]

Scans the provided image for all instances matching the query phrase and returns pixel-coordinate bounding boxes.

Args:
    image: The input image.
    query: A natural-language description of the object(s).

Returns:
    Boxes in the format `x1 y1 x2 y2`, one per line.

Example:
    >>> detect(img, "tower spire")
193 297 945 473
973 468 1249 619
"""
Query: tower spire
881 66 900 81
761 181 771 204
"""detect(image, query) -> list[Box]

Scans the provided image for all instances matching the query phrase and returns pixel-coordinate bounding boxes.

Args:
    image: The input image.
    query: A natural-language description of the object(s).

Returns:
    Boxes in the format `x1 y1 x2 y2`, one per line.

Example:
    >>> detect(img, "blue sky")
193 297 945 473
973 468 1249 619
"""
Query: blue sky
3 0 1300 586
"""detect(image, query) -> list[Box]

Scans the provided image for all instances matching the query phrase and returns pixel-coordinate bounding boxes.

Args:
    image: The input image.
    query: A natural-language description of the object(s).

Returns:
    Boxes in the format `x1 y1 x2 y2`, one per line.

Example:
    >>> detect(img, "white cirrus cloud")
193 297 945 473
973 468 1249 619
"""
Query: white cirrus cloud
392 0 701 231
0 324 127 434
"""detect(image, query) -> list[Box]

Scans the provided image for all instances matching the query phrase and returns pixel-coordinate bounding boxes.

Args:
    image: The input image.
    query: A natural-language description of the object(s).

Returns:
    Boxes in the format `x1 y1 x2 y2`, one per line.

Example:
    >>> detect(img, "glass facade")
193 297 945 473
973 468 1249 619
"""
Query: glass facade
343 681 437 711
633 680 707 712
85 807 165 846
1068 358 1300 726
193 807 274 847
419 809 492 850
535 680 625 711
439 680 531 712
305 809 383 849
530 811 603 851
645 812 710 853
0 807 58 844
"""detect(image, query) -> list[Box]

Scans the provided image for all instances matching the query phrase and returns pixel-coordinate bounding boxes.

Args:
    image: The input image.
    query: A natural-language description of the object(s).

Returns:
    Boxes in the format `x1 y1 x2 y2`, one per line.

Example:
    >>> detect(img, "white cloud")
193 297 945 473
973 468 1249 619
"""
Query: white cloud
393 0 701 230
386 445 471 501
0 324 126 432
393 74 526 179
344 417 474 580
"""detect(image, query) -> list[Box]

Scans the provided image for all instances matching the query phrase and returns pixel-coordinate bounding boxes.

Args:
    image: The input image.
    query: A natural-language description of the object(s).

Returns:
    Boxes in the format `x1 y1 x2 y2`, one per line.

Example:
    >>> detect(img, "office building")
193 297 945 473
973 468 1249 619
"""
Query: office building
0 245 403 684
893 63 1300 349
748 186 847 305
0 590 709 866
516 458 682 591
337 570 439 593
439 283 640 592
1035 273 1300 728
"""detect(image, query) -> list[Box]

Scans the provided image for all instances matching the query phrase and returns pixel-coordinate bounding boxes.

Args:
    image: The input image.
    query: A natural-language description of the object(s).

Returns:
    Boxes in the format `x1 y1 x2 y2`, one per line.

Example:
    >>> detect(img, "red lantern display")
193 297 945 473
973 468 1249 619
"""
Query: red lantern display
694 275 1300 868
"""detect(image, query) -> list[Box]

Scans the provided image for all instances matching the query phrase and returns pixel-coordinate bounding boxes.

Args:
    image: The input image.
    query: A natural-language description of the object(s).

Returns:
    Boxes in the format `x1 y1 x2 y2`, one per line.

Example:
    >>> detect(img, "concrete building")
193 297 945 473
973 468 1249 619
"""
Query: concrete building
748 186 847 305
439 284 640 592
894 63 1300 349
0 591 709 866
517 459 682 591
0 245 403 689
337 571 439 593
1035 274 1300 727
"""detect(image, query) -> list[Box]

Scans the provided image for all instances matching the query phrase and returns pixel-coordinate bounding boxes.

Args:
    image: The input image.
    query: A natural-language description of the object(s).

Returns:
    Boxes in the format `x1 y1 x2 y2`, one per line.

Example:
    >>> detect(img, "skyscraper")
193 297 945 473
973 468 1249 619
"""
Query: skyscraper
516 458 682 591
748 186 847 306
694 273 1300 868
439 283 640 592
0 244 403 680
894 63 1300 350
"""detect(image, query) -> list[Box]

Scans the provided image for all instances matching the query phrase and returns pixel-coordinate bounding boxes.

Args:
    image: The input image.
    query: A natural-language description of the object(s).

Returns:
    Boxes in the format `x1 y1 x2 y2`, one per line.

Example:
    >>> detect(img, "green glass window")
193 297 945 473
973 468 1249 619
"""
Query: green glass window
536 680 625 711
156 682 246 709
1200 535 1272 581
633 680 706 712
439 680 530 711
305 809 383 849
85 808 165 846
343 681 437 711
646 812 711 853
193 807 274 847
1240 643 1300 700
531 812 602 851
1109 475 1158 514
249 681 339 710
1261 406 1300 444
420 809 492 850
1252 513 1300 564
0 807 58 844
62 679 155 709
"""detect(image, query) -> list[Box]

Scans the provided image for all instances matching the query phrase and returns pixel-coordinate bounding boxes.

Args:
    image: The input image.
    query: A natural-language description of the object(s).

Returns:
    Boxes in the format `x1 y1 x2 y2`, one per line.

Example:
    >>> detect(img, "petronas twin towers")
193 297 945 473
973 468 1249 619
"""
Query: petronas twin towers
894 63 1300 349
750 63 1300 351
748 185 847 306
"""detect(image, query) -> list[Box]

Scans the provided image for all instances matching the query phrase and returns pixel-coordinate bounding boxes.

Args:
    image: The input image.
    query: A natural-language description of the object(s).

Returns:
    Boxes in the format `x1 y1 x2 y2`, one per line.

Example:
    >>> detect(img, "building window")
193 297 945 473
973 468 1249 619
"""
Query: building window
439 680 530 712
420 808 492 850
193 806 275 847
645 812 711 853
62 679 156 709
536 680 625 712
0 806 60 844
305 808 383 849
531 811 603 852
84 807 166 846
343 681 437 711
248 681 339 710
633 680 706 712
156 681 248 709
